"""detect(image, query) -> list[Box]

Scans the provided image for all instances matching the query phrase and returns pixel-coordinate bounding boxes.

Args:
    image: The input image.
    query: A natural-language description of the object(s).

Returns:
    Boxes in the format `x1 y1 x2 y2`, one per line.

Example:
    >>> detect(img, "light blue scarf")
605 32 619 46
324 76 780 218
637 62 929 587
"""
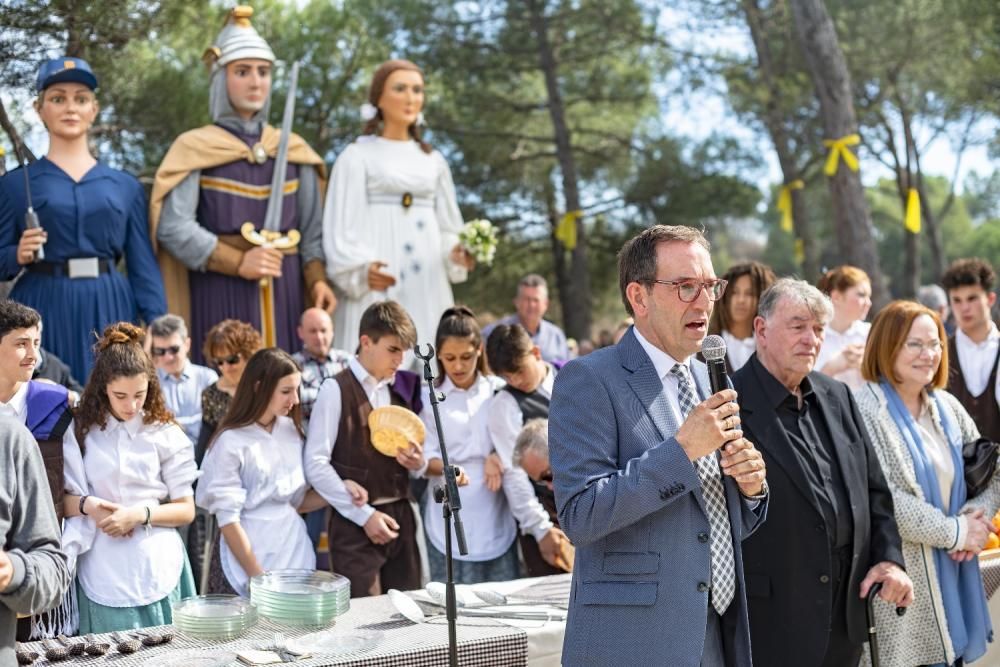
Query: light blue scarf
881 381 992 665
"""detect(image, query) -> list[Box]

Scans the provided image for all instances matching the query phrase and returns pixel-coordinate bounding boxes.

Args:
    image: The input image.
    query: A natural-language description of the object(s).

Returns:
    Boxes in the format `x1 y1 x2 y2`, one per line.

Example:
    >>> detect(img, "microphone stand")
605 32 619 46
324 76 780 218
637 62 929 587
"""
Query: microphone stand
414 343 468 667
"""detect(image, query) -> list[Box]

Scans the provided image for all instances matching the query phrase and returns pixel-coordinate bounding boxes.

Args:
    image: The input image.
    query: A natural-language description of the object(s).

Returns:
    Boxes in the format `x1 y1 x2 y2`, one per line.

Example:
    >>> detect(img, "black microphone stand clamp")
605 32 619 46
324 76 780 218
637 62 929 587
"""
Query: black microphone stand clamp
414 343 468 667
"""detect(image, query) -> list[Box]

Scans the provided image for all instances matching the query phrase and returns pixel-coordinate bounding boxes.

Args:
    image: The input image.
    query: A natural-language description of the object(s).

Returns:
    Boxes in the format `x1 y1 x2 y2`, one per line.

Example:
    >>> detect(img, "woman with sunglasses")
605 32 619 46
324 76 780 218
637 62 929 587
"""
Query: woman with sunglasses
195 320 262 464
197 348 325 596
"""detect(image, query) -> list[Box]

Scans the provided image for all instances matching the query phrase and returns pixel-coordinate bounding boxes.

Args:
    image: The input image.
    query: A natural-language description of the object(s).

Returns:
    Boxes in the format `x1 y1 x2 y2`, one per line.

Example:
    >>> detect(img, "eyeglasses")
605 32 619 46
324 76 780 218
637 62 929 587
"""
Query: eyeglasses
152 345 181 357
213 354 242 367
902 339 942 355
648 278 728 303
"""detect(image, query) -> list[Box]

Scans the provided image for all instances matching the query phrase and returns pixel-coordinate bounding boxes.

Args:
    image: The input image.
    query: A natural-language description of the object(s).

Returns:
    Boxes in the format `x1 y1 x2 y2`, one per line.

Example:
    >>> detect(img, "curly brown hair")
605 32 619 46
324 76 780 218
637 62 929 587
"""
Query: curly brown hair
202 319 263 364
75 322 175 446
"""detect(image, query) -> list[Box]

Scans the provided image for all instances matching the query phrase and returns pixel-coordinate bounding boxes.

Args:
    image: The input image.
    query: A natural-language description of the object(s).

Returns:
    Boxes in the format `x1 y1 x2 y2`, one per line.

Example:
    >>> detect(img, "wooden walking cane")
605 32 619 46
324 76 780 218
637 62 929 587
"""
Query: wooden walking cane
241 62 300 348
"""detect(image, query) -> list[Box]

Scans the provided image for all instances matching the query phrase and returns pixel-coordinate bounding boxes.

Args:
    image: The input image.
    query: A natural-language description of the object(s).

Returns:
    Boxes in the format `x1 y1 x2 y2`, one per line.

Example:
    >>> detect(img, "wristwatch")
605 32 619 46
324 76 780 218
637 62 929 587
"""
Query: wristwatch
742 479 769 501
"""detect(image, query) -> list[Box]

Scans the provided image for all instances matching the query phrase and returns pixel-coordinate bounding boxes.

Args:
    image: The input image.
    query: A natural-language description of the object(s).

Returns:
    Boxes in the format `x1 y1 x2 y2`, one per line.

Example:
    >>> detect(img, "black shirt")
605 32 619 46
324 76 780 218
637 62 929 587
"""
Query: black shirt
750 355 853 549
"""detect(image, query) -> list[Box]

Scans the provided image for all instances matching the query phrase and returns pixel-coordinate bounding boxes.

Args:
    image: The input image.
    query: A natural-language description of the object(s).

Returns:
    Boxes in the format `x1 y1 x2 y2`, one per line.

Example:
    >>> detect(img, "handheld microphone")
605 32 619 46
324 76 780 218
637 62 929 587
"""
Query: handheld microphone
701 334 729 394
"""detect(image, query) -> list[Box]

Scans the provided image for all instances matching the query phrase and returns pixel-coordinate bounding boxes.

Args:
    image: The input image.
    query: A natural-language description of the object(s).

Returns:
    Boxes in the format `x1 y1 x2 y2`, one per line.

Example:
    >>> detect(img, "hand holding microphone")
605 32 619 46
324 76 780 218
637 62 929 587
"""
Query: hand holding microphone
702 335 767 497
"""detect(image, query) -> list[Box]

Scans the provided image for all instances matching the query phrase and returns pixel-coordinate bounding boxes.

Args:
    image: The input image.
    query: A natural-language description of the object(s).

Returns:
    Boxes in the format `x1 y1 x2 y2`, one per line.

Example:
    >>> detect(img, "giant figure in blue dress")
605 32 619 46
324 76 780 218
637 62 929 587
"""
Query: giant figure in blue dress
0 58 166 380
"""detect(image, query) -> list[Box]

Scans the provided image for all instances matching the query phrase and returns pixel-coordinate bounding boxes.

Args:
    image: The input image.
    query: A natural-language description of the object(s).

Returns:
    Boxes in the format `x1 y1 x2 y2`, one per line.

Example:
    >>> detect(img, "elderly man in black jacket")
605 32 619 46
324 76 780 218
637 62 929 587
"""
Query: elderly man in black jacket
732 278 913 667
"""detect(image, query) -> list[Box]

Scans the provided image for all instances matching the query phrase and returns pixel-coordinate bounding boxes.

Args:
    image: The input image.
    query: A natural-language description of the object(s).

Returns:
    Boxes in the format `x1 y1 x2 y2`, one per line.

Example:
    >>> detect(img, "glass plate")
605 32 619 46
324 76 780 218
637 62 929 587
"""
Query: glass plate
251 570 350 595
288 629 384 656
142 649 236 667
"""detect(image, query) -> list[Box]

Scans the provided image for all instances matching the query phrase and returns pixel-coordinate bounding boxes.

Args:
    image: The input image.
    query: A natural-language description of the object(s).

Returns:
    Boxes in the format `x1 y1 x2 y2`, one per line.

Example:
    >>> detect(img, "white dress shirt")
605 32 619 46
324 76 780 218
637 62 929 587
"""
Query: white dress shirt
633 327 695 424
304 357 426 527
77 414 199 607
953 323 1000 411
1 381 92 571
721 330 756 372
486 365 557 542
816 319 871 390
197 417 315 596
421 374 516 560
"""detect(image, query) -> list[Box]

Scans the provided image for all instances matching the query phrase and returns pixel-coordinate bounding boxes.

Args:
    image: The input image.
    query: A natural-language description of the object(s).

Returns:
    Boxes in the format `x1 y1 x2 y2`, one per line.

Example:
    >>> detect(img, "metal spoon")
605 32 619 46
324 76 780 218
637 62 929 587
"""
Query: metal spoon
111 631 141 654
473 587 568 609
390 587 565 623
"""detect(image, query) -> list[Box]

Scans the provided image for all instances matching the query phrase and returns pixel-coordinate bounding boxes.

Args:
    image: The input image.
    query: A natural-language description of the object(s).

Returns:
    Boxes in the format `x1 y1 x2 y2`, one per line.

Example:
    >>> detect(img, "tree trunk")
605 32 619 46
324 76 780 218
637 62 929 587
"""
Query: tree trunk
788 0 889 305
741 0 819 282
526 0 592 341
0 98 36 165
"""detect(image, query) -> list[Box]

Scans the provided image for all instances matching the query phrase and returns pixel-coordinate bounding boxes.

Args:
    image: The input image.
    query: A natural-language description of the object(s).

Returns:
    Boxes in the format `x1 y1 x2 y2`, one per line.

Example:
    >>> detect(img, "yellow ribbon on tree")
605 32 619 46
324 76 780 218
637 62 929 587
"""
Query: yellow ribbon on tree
556 209 581 250
823 134 861 176
905 187 921 234
777 180 805 233
794 239 805 265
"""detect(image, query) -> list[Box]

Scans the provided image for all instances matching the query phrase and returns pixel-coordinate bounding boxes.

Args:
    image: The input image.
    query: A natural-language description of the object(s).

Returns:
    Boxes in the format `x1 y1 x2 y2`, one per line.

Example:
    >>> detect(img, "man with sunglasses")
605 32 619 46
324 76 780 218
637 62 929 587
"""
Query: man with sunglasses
149 313 217 445
549 225 768 667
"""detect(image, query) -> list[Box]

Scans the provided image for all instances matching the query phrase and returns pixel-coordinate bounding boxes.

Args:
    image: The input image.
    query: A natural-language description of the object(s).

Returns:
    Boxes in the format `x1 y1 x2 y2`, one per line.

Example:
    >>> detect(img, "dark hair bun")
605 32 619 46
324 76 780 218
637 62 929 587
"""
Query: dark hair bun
97 322 145 351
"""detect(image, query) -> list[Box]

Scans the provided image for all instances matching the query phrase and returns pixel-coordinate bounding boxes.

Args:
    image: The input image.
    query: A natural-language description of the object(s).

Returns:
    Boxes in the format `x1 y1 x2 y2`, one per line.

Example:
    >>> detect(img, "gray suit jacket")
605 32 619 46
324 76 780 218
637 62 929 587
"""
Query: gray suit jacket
550 328 767 666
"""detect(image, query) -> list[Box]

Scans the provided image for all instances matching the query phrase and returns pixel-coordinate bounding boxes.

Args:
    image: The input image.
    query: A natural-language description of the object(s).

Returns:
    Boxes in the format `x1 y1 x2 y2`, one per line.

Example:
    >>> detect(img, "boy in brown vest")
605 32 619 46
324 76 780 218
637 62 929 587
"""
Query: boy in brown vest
304 300 425 596
941 258 1000 442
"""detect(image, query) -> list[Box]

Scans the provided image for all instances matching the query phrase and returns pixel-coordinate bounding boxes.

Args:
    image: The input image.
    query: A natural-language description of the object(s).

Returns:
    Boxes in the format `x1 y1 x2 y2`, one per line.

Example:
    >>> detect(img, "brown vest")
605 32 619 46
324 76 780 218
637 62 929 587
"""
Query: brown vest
330 369 412 500
947 335 1000 443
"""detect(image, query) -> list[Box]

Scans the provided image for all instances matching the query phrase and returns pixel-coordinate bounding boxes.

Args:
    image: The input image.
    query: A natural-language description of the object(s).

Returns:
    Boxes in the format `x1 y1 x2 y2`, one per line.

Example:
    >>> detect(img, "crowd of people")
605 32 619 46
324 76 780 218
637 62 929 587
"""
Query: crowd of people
2 6 1000 667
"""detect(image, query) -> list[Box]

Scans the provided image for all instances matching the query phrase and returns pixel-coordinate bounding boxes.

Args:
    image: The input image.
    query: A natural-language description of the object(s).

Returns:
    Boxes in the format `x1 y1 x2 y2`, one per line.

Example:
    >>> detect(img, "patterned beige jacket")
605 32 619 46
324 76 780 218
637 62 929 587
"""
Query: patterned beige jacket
855 382 1000 667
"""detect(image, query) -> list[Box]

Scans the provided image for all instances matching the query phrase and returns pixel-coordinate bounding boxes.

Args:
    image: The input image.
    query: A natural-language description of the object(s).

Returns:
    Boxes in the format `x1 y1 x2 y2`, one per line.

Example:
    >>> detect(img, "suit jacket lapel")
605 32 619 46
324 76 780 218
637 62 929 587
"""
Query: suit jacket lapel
741 379 824 515
810 379 862 508
620 329 679 444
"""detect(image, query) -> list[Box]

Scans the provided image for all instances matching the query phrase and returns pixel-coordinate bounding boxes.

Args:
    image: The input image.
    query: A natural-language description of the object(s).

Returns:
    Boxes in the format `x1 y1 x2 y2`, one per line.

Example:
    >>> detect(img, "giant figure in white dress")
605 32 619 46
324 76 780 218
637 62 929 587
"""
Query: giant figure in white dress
323 59 474 354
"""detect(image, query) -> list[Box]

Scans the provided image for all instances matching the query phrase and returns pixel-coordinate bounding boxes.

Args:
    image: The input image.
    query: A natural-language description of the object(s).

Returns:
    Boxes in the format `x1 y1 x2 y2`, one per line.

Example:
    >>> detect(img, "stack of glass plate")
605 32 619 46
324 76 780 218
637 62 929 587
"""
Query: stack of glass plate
250 569 351 627
172 595 258 640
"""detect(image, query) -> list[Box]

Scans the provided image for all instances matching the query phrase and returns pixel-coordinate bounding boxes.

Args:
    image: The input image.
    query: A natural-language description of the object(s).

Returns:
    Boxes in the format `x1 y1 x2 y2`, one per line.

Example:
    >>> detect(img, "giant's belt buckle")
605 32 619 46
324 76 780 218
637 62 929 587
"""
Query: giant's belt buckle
68 257 100 279
401 192 413 209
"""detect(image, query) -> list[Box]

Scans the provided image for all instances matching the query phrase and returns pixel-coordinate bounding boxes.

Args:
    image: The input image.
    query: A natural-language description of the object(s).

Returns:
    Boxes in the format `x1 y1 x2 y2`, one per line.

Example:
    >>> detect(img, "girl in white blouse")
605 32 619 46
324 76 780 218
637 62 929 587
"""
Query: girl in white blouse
420 307 518 584
63 323 199 633
816 265 873 390
197 348 325 597
707 261 776 372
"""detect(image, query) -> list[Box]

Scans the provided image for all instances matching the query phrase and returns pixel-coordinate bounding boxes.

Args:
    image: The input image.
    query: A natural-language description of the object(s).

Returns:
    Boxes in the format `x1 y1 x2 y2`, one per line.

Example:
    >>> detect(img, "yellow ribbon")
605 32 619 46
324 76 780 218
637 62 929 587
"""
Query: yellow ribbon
905 187 921 234
556 210 581 250
794 239 805 265
777 180 804 233
823 134 861 176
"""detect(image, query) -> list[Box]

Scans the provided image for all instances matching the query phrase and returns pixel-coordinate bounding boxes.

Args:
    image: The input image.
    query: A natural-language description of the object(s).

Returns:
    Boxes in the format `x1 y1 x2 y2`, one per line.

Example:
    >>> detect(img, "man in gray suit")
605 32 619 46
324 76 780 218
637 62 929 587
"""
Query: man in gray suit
550 225 769 667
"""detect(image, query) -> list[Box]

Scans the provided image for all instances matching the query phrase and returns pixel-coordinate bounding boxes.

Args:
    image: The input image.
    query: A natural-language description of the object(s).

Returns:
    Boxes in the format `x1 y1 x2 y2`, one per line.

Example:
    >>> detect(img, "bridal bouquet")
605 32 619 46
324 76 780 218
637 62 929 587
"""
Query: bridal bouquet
459 218 499 266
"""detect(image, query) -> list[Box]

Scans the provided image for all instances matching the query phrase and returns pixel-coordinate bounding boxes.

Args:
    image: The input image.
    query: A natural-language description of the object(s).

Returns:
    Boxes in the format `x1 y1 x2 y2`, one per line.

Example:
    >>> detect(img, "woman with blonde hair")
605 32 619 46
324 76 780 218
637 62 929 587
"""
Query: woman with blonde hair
322 59 474 356
0 58 165 380
62 323 197 633
855 300 999 666
816 265 873 390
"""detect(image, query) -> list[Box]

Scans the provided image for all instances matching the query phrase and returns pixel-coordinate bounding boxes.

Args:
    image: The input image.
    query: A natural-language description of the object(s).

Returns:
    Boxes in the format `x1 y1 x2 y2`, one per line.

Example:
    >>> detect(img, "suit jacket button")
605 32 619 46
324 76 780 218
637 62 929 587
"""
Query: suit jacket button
659 490 669 500
819 575 830 584
697 582 710 593
698 532 709 543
